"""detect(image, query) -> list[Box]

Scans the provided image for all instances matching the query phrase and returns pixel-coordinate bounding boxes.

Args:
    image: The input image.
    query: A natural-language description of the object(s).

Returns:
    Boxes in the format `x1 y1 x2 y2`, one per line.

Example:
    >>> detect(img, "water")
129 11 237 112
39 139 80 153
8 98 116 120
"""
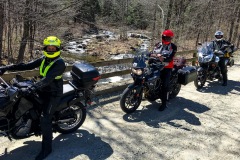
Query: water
63 31 151 83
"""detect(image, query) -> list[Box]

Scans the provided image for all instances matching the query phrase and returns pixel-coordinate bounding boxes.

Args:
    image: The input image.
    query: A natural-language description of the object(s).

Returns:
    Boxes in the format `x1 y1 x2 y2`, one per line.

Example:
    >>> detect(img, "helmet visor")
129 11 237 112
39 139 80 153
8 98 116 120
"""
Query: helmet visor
215 35 223 39
43 46 60 53
162 36 172 42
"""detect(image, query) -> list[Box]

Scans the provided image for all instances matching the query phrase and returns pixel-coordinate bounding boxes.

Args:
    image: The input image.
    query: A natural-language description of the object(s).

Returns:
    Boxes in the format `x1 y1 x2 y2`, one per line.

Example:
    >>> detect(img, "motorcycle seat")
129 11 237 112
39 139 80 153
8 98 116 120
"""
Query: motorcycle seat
63 84 75 97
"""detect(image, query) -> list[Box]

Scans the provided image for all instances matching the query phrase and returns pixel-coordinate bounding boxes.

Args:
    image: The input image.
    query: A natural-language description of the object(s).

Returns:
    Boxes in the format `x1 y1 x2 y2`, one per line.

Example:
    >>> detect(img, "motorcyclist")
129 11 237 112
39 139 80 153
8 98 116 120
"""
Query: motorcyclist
149 29 177 111
209 30 234 86
0 36 66 160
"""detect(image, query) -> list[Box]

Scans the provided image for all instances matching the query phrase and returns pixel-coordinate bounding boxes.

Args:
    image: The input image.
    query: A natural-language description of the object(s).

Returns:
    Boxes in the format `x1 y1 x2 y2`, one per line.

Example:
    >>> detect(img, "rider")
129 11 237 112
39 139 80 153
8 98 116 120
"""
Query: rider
149 29 177 111
0 36 66 160
209 30 234 86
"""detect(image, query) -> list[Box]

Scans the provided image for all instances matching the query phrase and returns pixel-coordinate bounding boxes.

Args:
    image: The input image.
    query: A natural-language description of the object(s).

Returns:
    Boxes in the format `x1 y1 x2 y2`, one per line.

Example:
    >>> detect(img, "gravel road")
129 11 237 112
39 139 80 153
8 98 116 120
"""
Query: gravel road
0 53 240 160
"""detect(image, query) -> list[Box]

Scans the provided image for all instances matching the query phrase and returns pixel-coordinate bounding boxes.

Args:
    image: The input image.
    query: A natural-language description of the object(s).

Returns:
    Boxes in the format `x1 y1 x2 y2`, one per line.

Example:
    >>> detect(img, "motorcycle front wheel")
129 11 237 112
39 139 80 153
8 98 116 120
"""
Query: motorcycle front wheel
194 71 207 89
55 103 86 134
120 87 142 114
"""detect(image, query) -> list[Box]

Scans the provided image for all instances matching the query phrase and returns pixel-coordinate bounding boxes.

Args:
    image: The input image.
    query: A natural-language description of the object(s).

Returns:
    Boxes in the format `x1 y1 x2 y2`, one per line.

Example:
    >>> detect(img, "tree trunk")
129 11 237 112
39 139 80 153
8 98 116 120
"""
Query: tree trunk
29 22 35 59
232 7 240 44
151 0 157 46
119 0 128 41
29 0 36 59
165 0 173 29
7 0 13 63
0 2 4 59
17 0 31 63
237 35 240 48
228 0 238 42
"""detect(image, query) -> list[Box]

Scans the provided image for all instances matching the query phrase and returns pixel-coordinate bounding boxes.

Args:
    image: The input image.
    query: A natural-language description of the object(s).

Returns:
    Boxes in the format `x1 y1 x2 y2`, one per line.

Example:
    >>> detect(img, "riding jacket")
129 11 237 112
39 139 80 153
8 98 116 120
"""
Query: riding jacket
209 39 234 55
151 42 177 68
5 56 66 96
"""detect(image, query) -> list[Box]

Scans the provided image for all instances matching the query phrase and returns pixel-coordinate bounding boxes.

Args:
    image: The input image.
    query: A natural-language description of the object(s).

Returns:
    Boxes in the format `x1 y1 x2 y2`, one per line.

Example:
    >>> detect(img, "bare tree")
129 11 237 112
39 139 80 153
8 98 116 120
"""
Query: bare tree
118 0 128 41
0 1 4 59
165 0 173 29
17 0 31 63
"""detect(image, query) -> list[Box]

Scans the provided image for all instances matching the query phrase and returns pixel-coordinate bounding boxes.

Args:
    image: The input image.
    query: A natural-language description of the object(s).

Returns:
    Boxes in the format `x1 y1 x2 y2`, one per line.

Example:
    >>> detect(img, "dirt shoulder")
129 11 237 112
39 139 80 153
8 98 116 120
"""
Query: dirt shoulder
0 52 240 160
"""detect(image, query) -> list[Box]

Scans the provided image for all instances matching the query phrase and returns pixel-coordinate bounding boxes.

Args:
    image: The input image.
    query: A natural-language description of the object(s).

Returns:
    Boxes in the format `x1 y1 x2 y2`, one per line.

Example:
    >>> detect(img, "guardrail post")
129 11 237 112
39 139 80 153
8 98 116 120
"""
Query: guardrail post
192 51 197 66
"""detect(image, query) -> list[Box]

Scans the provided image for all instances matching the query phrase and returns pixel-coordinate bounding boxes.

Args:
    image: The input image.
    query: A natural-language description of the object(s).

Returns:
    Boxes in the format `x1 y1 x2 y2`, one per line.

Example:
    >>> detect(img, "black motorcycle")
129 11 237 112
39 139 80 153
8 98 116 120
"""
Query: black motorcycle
0 62 100 140
194 42 233 89
120 48 196 113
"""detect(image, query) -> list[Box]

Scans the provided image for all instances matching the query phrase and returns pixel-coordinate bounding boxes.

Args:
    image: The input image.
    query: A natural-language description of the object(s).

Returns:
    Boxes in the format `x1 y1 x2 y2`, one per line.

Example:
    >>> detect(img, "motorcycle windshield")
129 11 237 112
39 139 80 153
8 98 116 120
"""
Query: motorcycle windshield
198 42 213 55
132 51 147 68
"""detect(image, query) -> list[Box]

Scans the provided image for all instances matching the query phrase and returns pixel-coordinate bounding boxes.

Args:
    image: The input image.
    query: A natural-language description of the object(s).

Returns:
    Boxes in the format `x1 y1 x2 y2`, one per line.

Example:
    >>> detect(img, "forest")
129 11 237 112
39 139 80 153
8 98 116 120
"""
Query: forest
0 0 239 63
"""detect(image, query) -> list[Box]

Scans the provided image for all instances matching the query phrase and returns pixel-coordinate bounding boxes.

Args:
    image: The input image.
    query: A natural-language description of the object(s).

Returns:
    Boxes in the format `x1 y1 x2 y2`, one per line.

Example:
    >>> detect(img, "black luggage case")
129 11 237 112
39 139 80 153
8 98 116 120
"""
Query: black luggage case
71 63 100 88
178 66 197 85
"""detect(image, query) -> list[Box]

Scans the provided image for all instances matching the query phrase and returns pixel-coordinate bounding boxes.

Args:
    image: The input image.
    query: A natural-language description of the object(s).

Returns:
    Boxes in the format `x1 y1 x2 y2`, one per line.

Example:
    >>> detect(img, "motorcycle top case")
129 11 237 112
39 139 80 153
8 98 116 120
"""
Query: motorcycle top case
71 62 100 88
177 66 197 85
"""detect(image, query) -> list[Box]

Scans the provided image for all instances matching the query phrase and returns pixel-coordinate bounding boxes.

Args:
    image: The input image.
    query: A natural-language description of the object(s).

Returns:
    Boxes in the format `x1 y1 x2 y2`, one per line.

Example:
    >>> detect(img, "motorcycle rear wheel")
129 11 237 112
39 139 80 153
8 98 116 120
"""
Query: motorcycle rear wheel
55 103 86 134
169 83 181 99
229 59 234 67
120 87 142 114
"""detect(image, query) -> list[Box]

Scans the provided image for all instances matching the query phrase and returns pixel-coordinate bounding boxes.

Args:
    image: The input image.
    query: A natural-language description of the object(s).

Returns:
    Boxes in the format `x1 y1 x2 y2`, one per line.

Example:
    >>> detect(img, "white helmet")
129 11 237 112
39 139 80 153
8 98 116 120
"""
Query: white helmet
215 30 223 41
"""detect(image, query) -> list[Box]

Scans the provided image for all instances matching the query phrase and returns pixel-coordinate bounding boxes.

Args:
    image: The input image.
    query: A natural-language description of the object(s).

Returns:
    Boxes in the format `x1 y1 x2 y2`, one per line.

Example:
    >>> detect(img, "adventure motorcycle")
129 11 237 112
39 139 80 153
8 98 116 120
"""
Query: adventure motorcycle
0 62 100 140
226 45 236 67
120 48 196 113
194 42 233 89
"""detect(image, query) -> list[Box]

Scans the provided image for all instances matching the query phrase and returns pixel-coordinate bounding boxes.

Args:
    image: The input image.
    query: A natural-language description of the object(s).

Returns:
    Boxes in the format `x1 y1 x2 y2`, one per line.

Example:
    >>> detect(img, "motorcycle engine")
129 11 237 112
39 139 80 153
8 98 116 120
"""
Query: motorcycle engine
13 116 32 137
144 73 161 101
15 98 33 120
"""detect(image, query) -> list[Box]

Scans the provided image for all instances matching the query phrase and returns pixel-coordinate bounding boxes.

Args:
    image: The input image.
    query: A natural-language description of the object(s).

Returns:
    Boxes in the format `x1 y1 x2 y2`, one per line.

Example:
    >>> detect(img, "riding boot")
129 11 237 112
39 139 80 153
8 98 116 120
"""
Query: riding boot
159 91 167 111
159 102 167 111
222 73 227 86
35 115 53 160
35 147 52 160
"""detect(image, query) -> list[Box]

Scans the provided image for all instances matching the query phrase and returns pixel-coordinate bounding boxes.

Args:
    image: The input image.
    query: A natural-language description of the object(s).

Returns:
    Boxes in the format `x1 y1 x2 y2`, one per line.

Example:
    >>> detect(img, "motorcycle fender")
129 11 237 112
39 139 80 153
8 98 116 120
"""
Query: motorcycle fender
127 84 142 90
224 59 229 66
127 84 143 94
56 95 82 112
197 67 204 72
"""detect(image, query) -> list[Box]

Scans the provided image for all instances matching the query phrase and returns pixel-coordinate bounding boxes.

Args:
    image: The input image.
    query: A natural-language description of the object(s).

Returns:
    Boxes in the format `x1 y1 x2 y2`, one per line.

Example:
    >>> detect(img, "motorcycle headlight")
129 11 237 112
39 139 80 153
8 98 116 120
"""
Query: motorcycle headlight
198 52 203 62
202 54 213 63
215 56 220 63
132 68 143 75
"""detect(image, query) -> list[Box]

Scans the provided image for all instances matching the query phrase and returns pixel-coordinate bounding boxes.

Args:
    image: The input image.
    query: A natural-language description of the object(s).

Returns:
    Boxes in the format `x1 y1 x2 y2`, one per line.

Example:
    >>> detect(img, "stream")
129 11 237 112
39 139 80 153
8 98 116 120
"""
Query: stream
62 30 151 84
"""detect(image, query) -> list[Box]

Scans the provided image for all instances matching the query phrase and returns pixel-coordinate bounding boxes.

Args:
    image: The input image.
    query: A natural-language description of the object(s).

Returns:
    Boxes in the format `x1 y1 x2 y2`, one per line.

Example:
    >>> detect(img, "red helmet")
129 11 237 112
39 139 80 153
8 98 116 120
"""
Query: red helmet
162 29 174 45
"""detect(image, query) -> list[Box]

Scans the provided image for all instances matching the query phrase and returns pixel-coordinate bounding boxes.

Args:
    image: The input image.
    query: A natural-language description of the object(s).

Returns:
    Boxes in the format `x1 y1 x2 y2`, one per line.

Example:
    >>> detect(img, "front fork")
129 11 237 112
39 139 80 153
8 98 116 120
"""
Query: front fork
197 66 207 81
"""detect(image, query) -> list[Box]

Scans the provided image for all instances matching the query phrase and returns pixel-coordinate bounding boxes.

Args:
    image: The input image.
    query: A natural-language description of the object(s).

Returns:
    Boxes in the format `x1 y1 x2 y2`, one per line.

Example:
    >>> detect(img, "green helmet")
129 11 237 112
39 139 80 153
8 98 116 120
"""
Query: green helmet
43 36 61 58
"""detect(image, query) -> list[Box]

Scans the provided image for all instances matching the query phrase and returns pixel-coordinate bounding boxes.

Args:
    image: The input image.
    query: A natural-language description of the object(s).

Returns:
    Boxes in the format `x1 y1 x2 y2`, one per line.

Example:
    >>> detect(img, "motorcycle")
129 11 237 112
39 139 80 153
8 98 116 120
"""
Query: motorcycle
226 45 236 67
0 62 100 140
120 48 196 114
194 42 233 89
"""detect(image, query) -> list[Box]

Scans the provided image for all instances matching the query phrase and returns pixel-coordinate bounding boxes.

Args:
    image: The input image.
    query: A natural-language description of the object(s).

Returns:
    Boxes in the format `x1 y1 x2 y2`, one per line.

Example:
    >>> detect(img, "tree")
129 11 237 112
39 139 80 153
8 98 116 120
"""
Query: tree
165 0 173 29
17 0 31 63
75 0 101 23
0 1 4 59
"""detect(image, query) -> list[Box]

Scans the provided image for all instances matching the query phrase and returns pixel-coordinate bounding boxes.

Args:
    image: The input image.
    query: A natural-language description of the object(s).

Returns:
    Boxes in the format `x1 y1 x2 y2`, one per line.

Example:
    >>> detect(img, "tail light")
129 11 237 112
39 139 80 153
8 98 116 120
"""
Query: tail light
92 76 101 81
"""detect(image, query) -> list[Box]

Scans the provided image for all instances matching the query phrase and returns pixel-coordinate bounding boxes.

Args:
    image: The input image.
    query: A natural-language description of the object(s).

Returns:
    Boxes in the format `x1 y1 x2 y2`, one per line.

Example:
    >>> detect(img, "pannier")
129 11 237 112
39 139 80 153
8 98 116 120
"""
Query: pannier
71 63 100 88
174 57 186 69
178 66 197 85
